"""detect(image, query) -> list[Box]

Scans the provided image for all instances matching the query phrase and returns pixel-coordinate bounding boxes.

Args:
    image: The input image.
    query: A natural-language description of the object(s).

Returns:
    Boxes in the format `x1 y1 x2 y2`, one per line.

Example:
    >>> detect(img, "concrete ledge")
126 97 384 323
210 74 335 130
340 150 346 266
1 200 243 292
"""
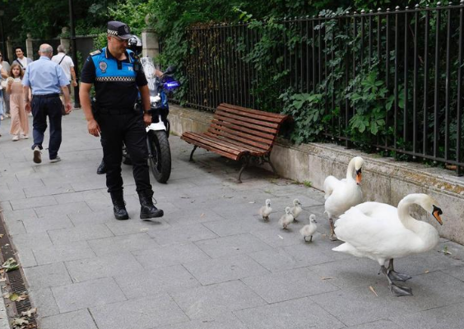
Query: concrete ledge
170 104 464 244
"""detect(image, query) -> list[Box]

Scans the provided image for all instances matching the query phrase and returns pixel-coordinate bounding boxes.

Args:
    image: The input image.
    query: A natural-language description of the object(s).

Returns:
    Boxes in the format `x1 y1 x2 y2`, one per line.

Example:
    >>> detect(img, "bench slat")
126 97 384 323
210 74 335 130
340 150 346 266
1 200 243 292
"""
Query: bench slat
208 123 274 146
207 128 271 150
205 133 268 155
215 110 280 130
218 104 286 124
214 113 279 133
182 134 245 161
211 119 276 140
219 103 288 121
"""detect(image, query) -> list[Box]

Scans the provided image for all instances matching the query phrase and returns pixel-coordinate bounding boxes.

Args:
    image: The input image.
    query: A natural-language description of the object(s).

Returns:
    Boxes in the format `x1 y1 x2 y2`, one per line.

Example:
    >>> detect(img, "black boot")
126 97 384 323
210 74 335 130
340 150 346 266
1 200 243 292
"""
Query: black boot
97 159 107 175
110 191 129 220
138 190 164 220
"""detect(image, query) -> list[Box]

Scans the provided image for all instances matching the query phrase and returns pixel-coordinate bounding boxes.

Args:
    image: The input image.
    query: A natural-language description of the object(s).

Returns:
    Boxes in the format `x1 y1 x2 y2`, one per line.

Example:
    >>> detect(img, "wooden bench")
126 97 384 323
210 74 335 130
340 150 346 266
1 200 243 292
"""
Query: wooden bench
181 103 289 182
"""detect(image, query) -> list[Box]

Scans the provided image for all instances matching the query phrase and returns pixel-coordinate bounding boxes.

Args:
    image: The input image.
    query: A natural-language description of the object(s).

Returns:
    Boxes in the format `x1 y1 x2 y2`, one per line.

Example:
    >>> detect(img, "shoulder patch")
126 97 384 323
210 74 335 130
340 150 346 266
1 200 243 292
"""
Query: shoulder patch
90 50 102 56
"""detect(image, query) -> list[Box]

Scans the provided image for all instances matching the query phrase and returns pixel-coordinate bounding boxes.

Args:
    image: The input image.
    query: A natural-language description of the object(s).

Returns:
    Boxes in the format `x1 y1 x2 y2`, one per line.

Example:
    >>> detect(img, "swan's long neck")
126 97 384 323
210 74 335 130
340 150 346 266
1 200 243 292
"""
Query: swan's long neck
397 195 422 233
346 158 355 180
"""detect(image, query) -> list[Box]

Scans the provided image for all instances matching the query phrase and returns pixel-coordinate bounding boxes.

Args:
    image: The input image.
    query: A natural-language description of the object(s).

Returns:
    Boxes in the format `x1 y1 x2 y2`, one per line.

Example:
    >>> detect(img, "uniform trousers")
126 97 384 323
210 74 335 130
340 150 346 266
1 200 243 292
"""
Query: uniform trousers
31 94 62 159
98 111 152 193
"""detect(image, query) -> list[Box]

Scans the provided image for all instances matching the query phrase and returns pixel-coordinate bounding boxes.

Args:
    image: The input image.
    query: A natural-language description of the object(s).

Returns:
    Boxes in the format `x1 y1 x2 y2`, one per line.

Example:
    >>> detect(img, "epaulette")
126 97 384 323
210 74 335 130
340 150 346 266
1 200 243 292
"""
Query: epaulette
89 50 102 56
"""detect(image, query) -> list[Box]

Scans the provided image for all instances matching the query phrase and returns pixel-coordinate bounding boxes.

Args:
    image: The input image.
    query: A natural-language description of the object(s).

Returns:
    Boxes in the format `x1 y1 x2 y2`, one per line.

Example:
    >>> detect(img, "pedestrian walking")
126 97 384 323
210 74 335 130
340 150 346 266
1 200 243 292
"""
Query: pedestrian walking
13 47 32 71
0 52 12 118
22 44 72 164
52 45 78 109
79 21 164 221
6 64 29 141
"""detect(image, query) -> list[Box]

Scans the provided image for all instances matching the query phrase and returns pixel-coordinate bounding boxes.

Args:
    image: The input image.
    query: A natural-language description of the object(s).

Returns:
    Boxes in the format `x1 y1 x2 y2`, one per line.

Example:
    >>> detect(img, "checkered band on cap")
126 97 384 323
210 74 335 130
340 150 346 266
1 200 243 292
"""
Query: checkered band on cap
107 30 118 36
96 76 136 82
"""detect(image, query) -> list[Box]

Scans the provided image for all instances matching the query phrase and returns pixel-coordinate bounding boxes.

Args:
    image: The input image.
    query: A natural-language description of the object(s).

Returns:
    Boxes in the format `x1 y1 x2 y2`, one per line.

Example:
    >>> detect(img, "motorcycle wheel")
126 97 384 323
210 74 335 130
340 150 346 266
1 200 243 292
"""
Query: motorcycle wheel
147 130 171 183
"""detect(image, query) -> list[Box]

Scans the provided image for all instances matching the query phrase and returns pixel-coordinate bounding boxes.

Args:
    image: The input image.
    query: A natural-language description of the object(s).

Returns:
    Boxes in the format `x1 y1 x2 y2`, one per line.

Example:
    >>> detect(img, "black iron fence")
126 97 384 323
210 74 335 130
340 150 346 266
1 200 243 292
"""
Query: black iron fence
184 3 464 175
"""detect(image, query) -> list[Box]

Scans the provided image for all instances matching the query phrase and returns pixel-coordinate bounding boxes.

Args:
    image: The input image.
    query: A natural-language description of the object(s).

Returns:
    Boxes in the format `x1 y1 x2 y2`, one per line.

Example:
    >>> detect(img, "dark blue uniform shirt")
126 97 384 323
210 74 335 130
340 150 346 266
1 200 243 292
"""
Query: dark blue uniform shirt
80 47 147 111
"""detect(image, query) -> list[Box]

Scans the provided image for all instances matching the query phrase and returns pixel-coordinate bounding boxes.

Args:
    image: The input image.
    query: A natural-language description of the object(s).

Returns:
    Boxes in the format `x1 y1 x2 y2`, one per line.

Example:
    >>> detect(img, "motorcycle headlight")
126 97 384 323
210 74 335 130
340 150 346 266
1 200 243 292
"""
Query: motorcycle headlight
150 95 161 103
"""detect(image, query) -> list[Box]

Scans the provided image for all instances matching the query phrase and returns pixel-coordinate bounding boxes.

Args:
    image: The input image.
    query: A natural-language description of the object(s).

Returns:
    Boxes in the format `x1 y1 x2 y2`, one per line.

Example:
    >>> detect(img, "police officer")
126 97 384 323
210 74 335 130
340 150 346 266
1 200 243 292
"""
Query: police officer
79 21 163 220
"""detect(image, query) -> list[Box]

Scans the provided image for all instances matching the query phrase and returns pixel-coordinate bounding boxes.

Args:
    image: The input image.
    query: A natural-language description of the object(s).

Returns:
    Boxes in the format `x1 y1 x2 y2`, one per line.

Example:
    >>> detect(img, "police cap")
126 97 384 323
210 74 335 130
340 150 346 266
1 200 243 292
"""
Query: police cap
107 21 132 40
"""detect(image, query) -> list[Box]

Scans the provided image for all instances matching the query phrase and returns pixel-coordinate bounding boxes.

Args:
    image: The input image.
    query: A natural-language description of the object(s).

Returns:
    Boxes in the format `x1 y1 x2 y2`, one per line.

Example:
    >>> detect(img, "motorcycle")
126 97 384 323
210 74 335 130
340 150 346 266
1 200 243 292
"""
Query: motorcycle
141 57 179 183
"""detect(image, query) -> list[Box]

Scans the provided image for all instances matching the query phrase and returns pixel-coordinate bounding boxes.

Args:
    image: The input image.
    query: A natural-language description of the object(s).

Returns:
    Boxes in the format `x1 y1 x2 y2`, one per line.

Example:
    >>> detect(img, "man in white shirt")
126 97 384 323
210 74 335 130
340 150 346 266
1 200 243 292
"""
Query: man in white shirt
13 47 32 70
52 45 77 94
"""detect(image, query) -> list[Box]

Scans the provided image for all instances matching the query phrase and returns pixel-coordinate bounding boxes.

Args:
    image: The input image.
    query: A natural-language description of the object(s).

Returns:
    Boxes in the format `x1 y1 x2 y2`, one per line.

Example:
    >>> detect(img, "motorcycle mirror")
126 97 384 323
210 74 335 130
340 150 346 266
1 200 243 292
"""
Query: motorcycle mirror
163 66 176 75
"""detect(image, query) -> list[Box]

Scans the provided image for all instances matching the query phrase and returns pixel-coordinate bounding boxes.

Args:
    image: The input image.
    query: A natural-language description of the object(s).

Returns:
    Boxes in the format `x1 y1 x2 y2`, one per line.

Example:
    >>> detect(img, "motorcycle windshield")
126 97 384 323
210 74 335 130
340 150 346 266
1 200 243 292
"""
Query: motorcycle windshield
141 57 160 97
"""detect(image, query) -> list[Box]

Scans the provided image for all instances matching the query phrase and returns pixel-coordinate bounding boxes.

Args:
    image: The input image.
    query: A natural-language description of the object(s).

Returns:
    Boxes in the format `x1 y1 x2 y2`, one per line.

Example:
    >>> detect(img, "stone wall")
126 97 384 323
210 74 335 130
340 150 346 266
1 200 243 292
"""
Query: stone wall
169 104 464 244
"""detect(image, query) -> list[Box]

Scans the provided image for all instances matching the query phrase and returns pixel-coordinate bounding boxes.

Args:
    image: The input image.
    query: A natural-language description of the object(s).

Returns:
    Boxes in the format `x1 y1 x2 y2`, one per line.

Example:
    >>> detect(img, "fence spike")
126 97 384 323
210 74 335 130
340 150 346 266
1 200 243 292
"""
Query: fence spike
405 6 409 9
387 8 391 11
437 2 441 6
378 7 382 12
361 9 366 14
370 9 374 13
395 6 400 10
415 4 420 8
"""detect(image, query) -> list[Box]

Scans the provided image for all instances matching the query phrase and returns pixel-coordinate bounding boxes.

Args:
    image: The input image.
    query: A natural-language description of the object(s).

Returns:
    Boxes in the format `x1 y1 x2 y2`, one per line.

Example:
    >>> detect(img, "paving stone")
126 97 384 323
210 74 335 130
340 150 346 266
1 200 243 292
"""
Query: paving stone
33 241 95 265
22 214 74 233
16 248 37 268
1 208 37 221
203 218 273 237
170 280 266 321
194 234 271 259
87 233 159 256
0 188 26 201
132 242 210 270
251 227 304 248
52 277 126 313
29 288 60 318
66 252 144 283
390 302 464 329
34 201 93 218
39 309 98 329
10 196 58 210
242 267 339 303
309 285 421 327
148 223 218 246
282 242 351 268
234 297 345 329
10 232 53 250
184 254 269 285
24 262 72 288
48 223 114 245
390 271 464 312
105 218 170 236
166 208 226 227
5 218 26 235
308 257 384 289
23 183 74 198
114 264 200 299
53 189 108 205
0 201 12 211
346 320 403 329
91 293 188 329
68 211 113 226
155 316 248 329
248 248 298 272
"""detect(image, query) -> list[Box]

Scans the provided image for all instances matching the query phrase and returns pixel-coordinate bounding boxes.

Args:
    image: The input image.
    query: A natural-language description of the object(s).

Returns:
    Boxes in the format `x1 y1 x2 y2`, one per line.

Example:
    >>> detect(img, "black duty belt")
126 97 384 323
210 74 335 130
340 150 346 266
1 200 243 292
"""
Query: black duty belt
33 93 60 98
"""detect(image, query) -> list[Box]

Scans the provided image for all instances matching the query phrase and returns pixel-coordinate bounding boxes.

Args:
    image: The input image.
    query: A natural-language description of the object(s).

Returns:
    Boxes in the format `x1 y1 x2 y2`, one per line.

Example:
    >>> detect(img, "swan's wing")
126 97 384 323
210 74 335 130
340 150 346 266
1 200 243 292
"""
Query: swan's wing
323 176 342 199
334 205 405 256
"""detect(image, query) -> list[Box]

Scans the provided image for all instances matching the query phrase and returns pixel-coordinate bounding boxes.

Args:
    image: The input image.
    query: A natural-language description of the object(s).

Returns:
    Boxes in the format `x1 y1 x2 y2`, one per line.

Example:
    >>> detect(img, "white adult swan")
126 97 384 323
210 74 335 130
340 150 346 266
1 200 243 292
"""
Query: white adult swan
333 193 443 296
324 156 364 240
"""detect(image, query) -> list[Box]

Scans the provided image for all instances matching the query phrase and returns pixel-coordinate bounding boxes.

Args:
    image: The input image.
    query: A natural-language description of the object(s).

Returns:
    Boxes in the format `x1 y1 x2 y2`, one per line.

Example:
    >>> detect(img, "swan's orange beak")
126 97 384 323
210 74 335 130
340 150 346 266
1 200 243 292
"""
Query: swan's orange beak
432 206 443 226
356 170 362 185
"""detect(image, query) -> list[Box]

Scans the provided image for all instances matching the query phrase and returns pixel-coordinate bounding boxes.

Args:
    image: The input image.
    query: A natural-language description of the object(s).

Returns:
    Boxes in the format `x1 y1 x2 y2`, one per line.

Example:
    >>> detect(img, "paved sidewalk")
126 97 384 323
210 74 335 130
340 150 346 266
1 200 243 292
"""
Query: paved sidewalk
1 111 464 329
